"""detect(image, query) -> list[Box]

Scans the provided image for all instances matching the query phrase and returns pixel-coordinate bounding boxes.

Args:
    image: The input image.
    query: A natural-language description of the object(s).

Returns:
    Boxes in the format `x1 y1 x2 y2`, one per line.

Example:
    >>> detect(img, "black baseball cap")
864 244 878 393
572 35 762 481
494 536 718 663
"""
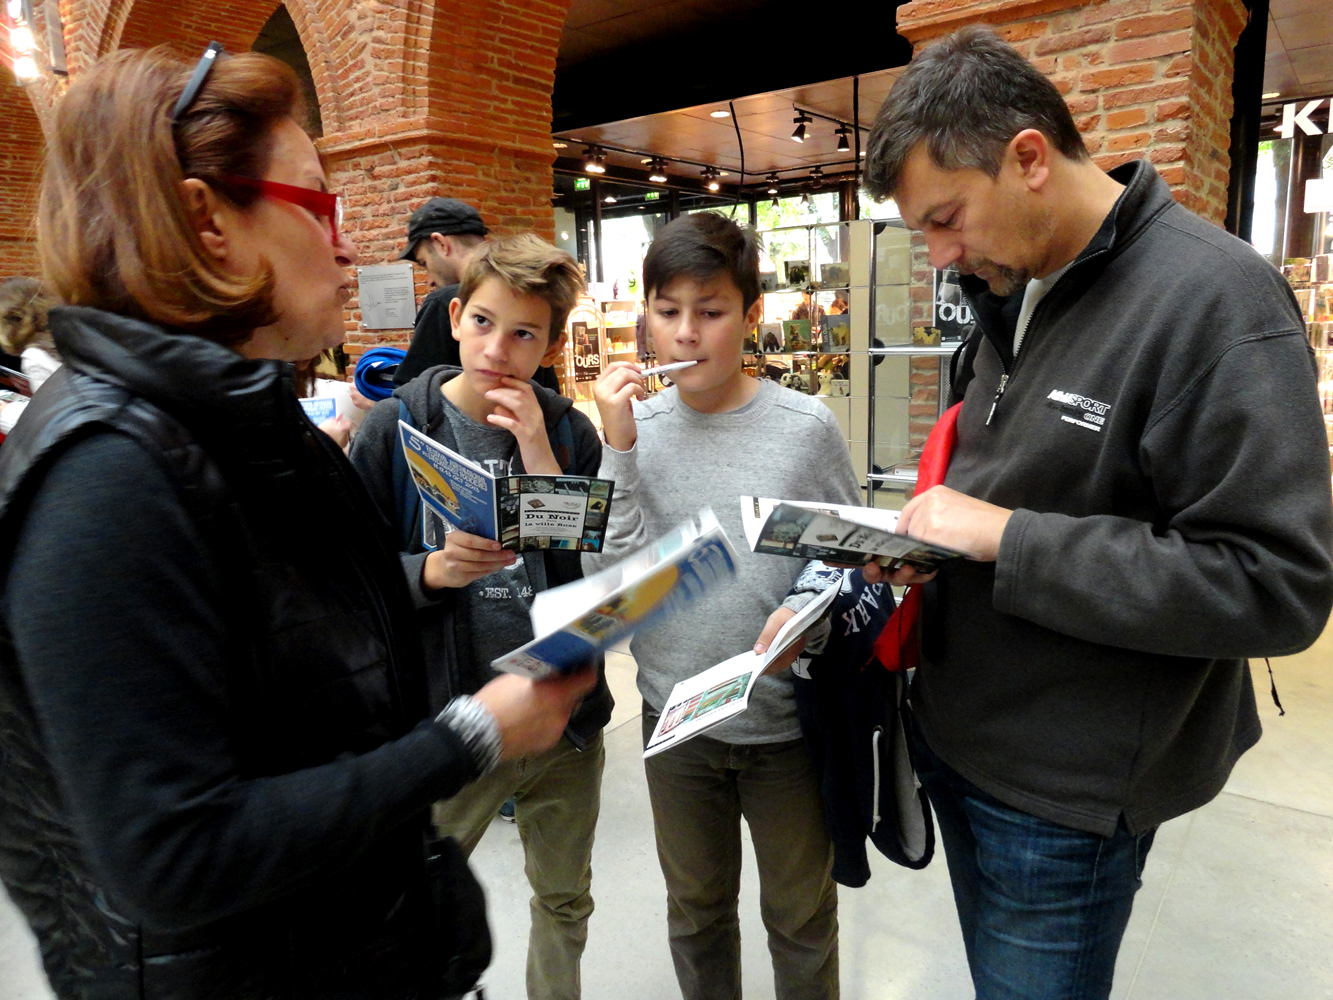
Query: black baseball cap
398 198 490 260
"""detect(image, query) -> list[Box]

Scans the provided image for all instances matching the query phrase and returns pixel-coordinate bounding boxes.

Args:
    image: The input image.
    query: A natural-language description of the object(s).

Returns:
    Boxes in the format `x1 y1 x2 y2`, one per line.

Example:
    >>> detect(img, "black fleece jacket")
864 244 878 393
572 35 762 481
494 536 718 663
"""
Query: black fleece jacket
915 160 1333 837
350 365 613 743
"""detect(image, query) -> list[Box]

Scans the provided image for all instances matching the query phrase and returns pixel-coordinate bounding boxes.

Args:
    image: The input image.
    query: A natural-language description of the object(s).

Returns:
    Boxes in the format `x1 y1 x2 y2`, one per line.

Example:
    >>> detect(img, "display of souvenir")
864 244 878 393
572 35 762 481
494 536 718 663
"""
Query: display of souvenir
758 322 785 353
822 313 850 352
782 319 812 352
820 262 850 288
742 324 760 353
784 259 811 288
759 271 780 293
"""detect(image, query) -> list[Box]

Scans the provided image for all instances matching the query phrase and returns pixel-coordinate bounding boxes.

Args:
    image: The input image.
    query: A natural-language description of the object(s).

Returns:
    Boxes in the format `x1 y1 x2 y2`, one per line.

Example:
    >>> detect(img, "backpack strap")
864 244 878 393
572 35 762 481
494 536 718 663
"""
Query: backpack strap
551 411 575 472
390 398 420 551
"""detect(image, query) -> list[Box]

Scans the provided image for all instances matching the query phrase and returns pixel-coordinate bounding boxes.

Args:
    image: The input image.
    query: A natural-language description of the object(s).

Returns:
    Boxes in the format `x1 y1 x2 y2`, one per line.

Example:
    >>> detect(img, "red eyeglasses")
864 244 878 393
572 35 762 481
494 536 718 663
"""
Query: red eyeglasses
222 175 344 244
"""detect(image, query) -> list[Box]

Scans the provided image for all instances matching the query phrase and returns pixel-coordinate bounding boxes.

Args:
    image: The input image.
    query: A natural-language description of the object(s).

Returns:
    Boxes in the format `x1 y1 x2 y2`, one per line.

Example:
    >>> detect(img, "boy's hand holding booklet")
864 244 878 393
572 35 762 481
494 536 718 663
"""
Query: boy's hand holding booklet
493 509 738 679
399 420 613 553
643 574 845 758
740 496 966 572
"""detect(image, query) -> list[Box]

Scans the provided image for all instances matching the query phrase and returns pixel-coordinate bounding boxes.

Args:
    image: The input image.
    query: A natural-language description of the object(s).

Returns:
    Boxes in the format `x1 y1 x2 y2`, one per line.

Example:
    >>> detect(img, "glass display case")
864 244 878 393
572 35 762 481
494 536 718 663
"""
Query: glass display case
865 220 954 510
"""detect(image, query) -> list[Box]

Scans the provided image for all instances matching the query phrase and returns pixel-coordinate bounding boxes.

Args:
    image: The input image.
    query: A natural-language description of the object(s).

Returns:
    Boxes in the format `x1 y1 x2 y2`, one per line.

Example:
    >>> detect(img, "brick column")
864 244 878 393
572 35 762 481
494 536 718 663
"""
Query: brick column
0 75 44 278
894 0 1250 224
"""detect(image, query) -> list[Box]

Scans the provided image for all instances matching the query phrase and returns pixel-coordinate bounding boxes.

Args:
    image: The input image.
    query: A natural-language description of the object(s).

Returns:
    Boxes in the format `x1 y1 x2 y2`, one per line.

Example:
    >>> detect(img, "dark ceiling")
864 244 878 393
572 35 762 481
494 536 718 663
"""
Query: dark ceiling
552 0 913 133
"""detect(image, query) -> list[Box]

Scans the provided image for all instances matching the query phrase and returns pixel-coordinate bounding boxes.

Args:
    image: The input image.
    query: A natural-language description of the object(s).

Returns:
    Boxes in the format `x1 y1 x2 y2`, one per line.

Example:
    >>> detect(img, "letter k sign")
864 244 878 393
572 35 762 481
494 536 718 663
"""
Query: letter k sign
1280 99 1326 138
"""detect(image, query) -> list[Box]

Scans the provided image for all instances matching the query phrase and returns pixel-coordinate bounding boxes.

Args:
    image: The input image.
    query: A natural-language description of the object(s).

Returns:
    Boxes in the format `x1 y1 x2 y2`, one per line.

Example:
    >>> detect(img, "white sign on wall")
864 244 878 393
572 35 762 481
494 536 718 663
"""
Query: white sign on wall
357 263 417 330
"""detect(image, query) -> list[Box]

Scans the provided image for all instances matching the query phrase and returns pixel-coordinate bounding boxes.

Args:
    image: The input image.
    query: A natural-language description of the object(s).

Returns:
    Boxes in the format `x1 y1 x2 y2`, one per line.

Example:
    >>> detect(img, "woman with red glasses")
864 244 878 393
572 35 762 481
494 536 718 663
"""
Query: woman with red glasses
0 45 593 1000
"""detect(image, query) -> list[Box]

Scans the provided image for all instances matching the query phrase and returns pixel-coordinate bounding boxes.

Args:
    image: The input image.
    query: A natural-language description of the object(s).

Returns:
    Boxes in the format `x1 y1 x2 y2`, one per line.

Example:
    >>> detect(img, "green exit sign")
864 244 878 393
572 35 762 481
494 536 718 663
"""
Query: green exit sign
575 177 591 191
644 191 660 201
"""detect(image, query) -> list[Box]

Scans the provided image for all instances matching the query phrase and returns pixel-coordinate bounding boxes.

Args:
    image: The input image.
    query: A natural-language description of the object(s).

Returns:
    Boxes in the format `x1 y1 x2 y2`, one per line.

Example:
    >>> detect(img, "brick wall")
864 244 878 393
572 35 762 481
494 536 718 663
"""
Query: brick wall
895 0 1249 224
0 74 44 279
5 0 572 364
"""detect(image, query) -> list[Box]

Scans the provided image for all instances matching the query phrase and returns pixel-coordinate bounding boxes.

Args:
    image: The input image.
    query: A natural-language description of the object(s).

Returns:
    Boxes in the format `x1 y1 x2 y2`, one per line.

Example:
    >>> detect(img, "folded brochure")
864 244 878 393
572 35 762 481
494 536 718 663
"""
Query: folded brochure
492 509 738 679
643 574 845 758
398 419 613 553
740 495 965 572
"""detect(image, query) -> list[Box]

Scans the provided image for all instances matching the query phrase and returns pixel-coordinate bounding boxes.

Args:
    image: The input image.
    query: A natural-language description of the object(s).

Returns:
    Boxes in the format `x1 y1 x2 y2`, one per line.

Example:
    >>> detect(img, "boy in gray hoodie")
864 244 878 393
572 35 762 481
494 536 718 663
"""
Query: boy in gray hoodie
351 235 609 1000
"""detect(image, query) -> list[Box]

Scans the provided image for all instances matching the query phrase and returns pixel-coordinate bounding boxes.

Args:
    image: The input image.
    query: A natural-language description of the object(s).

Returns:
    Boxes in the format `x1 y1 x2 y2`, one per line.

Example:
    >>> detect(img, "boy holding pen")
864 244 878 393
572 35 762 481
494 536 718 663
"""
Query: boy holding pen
587 212 867 1000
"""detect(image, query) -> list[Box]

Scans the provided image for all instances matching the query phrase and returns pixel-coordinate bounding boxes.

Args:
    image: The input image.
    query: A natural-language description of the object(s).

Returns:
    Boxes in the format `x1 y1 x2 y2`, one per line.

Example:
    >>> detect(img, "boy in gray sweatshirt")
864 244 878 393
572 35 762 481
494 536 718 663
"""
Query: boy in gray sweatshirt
584 213 862 1000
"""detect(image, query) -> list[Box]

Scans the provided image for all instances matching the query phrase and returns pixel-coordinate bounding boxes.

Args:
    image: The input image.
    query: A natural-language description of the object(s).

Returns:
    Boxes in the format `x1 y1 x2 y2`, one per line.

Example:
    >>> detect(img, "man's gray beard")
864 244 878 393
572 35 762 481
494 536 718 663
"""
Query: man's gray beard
985 263 1029 297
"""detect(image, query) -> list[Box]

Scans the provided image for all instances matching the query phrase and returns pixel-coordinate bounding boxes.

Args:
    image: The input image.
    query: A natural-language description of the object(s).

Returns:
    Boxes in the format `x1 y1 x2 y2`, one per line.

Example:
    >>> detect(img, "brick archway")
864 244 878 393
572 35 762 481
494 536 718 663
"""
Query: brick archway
0 75 45 277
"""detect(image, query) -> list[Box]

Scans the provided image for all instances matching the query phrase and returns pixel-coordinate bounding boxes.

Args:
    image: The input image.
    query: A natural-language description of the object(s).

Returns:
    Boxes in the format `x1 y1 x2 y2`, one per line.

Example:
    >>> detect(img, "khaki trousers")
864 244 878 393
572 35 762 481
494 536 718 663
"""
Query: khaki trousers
432 733 604 1000
641 710 839 1000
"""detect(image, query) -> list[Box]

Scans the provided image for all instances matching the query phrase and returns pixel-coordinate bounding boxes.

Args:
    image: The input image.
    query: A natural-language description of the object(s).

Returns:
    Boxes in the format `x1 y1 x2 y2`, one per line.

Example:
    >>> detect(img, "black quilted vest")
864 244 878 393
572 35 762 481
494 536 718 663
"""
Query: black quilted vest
0 307 449 999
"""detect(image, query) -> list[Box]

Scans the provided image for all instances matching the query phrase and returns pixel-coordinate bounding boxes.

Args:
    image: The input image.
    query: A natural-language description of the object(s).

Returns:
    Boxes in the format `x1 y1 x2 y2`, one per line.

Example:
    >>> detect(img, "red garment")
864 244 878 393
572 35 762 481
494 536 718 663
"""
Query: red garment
871 403 961 671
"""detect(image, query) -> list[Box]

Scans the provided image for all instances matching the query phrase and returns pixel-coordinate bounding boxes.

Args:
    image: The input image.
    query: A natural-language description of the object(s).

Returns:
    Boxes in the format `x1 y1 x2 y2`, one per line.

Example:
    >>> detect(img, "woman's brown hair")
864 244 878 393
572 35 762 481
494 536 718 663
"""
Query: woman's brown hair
38 47 307 346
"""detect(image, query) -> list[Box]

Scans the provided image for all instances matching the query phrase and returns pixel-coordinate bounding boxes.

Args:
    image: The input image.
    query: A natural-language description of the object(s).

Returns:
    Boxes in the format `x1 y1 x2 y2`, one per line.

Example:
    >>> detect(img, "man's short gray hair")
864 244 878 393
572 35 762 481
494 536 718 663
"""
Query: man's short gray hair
864 25 1089 201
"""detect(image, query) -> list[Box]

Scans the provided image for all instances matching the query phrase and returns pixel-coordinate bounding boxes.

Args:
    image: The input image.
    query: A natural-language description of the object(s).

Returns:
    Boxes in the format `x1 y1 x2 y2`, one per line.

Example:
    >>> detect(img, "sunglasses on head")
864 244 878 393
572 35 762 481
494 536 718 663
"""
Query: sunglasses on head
172 43 344 245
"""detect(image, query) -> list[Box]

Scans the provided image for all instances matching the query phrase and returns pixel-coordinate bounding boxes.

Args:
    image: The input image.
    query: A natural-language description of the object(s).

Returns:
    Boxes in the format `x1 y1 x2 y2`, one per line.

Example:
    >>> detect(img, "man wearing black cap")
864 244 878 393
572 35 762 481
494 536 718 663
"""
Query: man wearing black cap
394 198 561 391
393 198 491 386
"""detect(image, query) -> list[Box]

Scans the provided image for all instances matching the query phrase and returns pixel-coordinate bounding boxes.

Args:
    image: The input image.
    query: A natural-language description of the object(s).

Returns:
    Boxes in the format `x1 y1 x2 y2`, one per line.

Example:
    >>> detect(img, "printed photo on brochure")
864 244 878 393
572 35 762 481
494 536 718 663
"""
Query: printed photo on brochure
643 574 845 757
398 419 613 553
739 495 966 572
492 509 739 679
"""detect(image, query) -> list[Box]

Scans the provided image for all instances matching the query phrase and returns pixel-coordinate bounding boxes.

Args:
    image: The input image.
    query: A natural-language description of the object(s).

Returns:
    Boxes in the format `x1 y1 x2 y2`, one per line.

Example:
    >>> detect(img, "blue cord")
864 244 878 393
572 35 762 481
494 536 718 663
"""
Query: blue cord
354 346 407 402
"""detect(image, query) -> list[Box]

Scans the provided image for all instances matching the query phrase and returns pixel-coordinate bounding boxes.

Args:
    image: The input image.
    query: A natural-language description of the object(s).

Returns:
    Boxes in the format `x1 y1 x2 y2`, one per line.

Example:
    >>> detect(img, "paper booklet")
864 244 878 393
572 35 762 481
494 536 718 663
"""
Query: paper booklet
740 495 966 573
492 509 739 679
643 573 845 758
398 420 613 553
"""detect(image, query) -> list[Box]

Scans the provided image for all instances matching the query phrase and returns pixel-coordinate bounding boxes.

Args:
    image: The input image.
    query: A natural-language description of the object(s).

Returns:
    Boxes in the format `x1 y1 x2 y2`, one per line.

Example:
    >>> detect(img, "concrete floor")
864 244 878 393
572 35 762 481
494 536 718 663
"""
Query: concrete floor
4 633 1333 1000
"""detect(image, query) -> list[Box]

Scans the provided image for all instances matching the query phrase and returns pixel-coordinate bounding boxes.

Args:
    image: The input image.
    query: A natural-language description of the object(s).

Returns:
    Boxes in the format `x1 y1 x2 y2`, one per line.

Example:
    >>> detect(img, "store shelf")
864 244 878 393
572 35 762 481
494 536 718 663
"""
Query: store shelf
870 344 959 357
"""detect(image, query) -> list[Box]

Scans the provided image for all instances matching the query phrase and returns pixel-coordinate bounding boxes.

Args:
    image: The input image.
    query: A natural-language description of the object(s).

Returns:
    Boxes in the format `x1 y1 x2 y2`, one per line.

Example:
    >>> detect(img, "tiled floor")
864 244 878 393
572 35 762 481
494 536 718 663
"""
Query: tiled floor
4 636 1332 999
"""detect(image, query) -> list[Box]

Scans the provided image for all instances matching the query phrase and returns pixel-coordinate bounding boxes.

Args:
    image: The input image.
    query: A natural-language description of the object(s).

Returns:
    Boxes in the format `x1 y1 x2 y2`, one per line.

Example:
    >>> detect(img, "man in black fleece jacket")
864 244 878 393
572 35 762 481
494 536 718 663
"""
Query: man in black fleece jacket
864 27 1333 1000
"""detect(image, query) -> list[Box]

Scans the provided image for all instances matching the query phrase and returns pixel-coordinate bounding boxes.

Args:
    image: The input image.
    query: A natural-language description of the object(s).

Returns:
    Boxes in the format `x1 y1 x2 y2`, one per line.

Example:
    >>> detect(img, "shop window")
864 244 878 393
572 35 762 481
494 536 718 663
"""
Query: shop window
1252 140 1279 259
859 191 902 222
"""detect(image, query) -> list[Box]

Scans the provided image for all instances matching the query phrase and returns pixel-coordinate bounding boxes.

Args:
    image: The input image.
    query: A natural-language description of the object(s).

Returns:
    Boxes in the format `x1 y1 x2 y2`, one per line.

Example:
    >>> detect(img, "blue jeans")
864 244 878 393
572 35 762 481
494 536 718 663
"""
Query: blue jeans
909 724 1155 1000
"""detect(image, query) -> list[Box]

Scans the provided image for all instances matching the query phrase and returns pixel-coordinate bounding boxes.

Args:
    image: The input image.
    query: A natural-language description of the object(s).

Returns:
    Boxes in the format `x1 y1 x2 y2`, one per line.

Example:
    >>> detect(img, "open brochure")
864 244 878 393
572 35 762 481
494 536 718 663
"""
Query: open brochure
643 575 845 758
398 420 613 553
740 496 966 572
492 509 739 679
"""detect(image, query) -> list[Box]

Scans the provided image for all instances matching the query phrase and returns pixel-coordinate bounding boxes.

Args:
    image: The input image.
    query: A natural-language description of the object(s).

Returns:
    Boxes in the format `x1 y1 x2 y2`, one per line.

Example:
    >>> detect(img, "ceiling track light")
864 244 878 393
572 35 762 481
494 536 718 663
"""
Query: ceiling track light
766 172 780 195
801 191 811 207
648 158 669 183
702 166 721 192
710 108 731 118
791 113 811 143
810 166 824 190
836 126 851 153
582 146 606 174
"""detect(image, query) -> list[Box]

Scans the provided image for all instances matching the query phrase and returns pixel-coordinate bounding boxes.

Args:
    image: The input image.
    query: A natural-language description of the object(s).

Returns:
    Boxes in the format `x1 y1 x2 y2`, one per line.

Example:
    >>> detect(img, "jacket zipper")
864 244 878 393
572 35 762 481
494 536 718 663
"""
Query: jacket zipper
976 244 1114 426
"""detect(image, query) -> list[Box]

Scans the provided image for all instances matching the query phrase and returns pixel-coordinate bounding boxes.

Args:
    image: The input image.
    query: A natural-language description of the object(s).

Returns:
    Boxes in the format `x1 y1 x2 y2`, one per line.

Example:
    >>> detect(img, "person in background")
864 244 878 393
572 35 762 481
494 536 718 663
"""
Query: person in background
588 213 860 1000
0 277 60 435
863 26 1333 1000
0 45 591 1000
350 234 611 1000
395 199 562 393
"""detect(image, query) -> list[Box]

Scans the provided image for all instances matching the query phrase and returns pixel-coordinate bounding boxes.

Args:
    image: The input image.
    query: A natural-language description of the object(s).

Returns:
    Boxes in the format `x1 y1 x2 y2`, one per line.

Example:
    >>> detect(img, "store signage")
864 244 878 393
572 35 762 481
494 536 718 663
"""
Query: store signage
934 268 974 340
571 319 603 382
1279 98 1330 138
575 177 591 191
